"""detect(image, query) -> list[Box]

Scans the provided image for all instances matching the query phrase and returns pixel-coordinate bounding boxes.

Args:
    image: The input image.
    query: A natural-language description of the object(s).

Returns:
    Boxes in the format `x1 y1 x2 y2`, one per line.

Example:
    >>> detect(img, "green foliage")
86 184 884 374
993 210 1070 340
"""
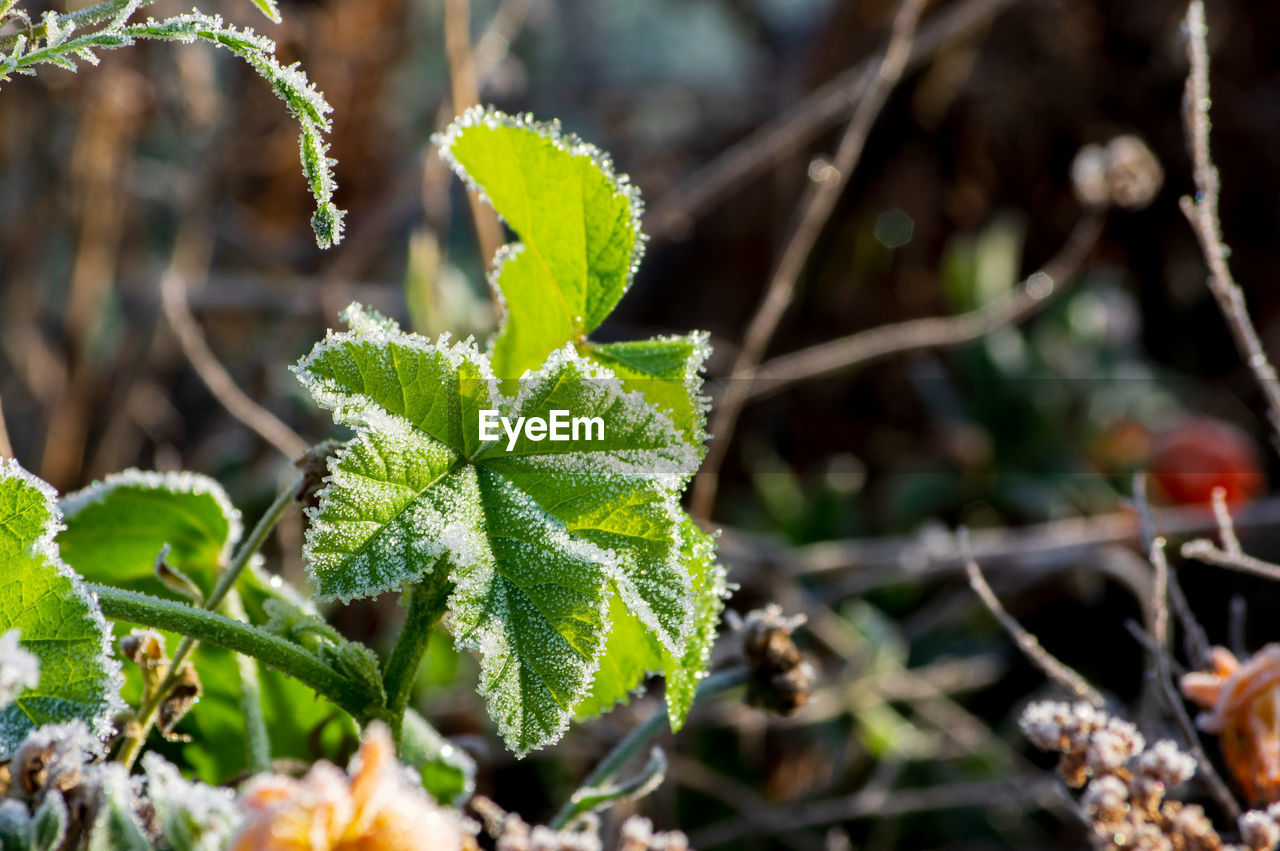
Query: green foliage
0 459 123 757
0 0 343 247
292 109 728 755
295 306 703 753
436 108 646 381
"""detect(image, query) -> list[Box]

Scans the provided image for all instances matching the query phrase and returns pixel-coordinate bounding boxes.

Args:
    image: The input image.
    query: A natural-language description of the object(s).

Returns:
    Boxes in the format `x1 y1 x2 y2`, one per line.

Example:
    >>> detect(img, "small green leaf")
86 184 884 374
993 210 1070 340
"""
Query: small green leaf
31 792 67 851
296 306 701 753
584 332 711 447
401 709 476 805
142 753 240 850
86 766 149 851
59 469 242 598
436 108 645 380
247 0 282 24
0 460 123 757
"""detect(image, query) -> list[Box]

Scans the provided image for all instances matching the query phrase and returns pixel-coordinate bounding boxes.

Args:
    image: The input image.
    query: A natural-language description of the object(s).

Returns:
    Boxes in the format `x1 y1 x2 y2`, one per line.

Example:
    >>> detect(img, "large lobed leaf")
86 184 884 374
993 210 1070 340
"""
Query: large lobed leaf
0 460 123 756
296 305 703 753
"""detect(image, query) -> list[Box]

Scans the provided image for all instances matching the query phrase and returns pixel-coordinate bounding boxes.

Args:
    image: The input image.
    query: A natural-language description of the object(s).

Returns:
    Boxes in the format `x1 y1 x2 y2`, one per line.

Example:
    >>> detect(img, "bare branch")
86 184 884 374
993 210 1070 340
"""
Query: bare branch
1179 0 1280 443
1181 537 1280 582
0 393 11 459
691 0 928 520
959 528 1104 707
160 224 308 461
1149 537 1170 647
445 0 505 270
1211 486 1242 555
747 211 1103 398
646 0 1023 241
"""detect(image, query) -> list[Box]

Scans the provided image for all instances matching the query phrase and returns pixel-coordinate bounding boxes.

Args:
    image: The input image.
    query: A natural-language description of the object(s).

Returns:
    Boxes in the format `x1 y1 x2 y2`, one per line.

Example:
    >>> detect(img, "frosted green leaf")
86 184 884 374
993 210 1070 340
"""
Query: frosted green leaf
247 0 282 24
584 332 711 447
58 469 242 598
576 515 726 730
660 518 728 729
296 305 701 753
436 107 645 380
0 460 123 758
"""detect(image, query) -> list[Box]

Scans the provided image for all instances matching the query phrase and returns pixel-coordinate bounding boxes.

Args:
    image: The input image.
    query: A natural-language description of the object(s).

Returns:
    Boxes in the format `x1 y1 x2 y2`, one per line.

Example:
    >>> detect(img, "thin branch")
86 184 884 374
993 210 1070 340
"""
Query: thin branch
1179 0 1280 444
646 0 1023 241
160 223 308 460
1149 537 1170 647
1132 472 1211 669
691 0 928 520
747 211 1104 398
959 529 1103 707
1211 486 1242 555
444 0 504 269
0 392 11 459
1181 537 1280 583
689 775 1063 848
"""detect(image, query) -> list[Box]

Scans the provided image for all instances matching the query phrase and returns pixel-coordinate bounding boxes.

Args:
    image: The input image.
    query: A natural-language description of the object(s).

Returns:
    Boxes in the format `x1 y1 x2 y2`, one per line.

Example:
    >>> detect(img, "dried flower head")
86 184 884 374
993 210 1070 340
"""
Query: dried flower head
232 722 473 850
740 605 814 716
1019 701 1144 787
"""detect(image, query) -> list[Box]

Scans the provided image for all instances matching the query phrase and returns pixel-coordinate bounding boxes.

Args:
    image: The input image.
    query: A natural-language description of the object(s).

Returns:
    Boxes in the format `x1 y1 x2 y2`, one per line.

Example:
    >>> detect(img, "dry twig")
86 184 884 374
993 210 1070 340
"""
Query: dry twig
746 211 1103 398
646 0 1023 241
1179 0 1280 444
691 0 928 520
444 0 504 270
959 529 1104 707
160 223 308 460
0 393 11 459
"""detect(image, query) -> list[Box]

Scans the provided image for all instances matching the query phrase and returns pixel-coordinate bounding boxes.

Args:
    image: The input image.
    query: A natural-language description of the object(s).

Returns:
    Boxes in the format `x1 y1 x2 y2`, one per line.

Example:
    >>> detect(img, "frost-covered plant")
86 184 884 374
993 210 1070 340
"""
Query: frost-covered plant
0 0 343 246
1020 700 1280 851
0 107 724 846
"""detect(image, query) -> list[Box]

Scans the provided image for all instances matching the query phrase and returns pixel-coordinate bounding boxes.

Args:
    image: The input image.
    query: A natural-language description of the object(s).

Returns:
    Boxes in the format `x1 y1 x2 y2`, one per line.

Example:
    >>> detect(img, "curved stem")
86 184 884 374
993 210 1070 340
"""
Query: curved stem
93 585 376 720
550 667 749 829
383 582 448 738
114 473 307 768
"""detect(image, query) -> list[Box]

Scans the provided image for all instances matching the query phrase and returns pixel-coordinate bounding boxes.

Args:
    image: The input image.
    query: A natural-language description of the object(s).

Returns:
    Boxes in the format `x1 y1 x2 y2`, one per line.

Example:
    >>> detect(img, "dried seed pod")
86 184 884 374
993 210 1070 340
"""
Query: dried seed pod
1071 135 1163 211
741 605 814 716
156 664 202 741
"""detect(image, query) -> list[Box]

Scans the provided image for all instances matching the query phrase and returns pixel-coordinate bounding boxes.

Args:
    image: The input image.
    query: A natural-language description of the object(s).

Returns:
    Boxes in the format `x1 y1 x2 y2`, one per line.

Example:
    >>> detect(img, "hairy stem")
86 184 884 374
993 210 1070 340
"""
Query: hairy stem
550 667 749 829
93 585 375 719
383 581 449 737
0 0 152 50
226 590 272 774
114 472 306 768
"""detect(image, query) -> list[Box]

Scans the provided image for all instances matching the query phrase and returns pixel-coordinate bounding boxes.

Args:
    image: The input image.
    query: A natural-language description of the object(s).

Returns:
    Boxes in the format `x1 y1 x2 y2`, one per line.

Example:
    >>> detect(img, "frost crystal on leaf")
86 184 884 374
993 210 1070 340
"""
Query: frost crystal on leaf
0 629 38 709
0 460 124 757
435 107 647 380
296 305 709 753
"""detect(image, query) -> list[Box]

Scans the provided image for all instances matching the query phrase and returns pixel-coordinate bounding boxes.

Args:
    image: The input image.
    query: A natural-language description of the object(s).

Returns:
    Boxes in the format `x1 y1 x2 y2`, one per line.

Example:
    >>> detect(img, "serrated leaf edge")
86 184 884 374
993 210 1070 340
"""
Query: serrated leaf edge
433 106 647 332
0 459 126 751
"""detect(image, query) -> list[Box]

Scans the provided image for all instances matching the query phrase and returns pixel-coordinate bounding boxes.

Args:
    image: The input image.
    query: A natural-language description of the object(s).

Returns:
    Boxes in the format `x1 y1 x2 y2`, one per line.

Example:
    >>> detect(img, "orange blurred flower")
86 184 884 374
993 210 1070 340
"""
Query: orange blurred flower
232 722 472 850
1182 645 1280 804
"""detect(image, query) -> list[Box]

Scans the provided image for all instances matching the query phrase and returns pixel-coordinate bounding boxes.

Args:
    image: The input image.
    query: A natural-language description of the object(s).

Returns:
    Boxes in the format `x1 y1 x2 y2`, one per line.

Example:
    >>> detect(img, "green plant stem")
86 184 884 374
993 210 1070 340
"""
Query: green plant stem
113 472 305 768
383 581 448 737
0 0 152 50
549 666 749 829
225 590 272 774
93 585 375 719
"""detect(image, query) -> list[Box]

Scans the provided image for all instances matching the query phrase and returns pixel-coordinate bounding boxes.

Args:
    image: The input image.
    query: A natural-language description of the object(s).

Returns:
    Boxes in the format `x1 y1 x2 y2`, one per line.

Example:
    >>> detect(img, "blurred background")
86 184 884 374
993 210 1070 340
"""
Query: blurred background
4 0 1280 846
